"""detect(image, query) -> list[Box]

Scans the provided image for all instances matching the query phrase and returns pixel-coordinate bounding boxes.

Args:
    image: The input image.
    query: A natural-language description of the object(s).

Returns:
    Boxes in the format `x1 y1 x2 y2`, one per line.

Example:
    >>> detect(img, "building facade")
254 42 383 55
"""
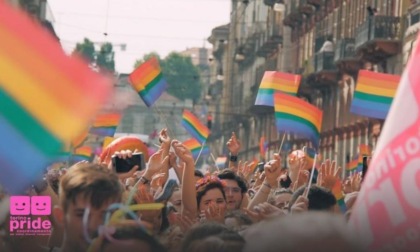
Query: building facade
208 0 419 171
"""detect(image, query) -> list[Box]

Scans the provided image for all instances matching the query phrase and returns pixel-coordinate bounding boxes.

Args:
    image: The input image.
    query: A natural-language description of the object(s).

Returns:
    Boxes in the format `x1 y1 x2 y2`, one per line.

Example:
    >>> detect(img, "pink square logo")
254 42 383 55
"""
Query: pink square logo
31 196 51 215
10 196 30 215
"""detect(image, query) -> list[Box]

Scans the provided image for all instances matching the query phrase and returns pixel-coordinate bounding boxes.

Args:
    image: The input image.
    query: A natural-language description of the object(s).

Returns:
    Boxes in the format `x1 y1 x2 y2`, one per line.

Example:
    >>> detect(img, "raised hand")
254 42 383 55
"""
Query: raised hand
202 202 224 223
264 154 282 188
110 149 140 180
318 159 342 190
292 169 310 191
226 132 241 156
245 202 285 222
350 172 362 192
171 140 194 165
144 149 170 180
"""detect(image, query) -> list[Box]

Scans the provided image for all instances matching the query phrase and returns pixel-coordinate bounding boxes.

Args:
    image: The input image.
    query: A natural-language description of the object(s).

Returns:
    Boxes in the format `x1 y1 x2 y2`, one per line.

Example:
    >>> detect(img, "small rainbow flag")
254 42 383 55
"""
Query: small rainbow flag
129 57 167 107
273 93 323 148
183 138 210 159
350 70 400 119
346 157 359 173
102 136 115 150
250 157 259 172
216 157 227 169
357 144 371 172
255 71 301 106
0 2 111 193
71 146 92 162
89 113 122 137
331 180 347 213
259 136 268 158
181 109 210 144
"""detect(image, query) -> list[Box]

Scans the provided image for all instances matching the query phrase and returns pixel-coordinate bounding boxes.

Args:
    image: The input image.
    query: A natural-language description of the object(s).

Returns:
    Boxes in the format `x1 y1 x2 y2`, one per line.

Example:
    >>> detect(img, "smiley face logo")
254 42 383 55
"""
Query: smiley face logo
10 196 30 215
30 196 51 215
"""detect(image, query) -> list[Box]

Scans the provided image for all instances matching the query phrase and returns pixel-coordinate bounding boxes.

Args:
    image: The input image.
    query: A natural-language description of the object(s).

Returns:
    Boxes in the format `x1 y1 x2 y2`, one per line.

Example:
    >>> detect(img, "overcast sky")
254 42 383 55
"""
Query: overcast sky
49 0 231 73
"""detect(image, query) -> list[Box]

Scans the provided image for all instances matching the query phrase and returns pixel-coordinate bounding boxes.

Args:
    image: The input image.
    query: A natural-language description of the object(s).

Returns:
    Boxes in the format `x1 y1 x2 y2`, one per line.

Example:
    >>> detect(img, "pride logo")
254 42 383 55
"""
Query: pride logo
10 196 51 216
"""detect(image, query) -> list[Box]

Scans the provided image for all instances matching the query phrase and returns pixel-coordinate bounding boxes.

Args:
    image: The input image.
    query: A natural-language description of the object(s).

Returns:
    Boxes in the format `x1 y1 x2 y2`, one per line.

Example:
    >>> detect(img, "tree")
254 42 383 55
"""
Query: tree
73 38 116 73
73 38 95 64
96 42 115 72
133 52 201 102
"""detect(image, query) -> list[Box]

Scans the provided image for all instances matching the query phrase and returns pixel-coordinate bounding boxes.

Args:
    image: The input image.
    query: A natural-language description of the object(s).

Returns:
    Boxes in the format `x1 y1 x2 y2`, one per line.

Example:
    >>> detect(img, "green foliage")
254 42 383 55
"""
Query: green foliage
73 38 116 73
73 38 95 63
96 43 115 72
133 52 202 102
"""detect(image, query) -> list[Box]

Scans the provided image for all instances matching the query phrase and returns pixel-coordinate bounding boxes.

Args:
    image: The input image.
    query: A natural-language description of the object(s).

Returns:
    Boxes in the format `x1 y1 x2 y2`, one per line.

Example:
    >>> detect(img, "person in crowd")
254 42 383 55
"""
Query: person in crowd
217 170 247 211
52 162 124 252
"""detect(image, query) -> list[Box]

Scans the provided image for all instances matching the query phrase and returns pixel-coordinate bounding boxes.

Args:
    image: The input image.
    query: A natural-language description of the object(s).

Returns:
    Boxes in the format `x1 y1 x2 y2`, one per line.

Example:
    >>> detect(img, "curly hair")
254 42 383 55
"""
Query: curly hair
196 176 226 208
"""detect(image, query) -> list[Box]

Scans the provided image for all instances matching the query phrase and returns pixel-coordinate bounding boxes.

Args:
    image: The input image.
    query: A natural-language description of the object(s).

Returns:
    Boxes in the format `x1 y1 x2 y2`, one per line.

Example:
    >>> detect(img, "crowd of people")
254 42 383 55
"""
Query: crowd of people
0 129 367 252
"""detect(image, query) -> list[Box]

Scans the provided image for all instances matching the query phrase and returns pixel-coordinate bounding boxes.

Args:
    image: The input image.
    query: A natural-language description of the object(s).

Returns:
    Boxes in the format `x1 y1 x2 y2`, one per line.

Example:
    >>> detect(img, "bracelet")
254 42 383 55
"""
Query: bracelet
139 176 150 185
230 155 238 162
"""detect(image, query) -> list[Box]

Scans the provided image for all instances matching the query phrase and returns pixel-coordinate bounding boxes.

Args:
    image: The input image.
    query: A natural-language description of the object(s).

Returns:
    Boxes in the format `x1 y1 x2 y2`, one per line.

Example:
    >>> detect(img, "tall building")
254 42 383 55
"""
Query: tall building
209 0 419 170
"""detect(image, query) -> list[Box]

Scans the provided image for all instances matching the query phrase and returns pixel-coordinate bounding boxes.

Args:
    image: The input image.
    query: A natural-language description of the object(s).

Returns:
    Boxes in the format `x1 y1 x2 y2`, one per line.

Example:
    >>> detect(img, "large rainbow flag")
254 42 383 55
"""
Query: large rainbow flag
350 70 400 119
181 109 210 144
129 57 167 107
71 146 92 162
255 71 301 106
0 3 111 193
183 138 210 159
273 92 323 148
89 113 122 137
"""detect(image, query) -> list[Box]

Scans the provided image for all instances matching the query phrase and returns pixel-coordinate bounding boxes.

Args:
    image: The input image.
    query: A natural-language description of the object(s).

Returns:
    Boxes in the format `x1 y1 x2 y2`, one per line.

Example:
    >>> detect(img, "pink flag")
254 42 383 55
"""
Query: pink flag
349 33 420 252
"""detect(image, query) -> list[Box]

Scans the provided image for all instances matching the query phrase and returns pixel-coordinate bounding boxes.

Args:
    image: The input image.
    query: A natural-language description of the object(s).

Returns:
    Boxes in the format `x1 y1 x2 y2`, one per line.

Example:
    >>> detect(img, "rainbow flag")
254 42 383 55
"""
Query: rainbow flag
255 71 301 106
129 57 167 107
351 70 400 119
259 136 268 158
183 138 210 159
0 3 111 193
71 146 92 162
216 157 227 169
331 180 347 213
357 144 371 172
346 157 359 173
273 92 323 148
181 109 210 144
102 136 115 149
249 157 259 172
71 129 89 148
89 113 122 137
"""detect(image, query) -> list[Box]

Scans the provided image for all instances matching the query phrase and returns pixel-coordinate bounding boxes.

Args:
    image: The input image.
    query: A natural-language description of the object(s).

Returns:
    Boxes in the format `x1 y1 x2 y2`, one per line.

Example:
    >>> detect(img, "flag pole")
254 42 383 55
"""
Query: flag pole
195 140 207 165
278 132 287 153
154 106 177 139
210 153 220 171
304 153 317 198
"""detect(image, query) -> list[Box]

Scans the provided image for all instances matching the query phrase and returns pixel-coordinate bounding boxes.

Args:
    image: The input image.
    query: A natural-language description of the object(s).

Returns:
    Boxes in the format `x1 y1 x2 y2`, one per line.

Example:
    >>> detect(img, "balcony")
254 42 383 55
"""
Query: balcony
355 16 401 63
256 25 283 58
334 38 360 74
308 51 337 87
298 0 316 15
283 1 303 27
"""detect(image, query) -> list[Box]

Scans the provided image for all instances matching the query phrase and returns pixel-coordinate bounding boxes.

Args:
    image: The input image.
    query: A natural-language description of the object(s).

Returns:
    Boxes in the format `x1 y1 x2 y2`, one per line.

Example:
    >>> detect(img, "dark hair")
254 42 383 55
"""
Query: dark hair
100 226 167 252
217 170 247 194
279 174 292 189
196 181 226 208
194 170 204 178
289 185 336 211
224 210 253 226
181 222 244 252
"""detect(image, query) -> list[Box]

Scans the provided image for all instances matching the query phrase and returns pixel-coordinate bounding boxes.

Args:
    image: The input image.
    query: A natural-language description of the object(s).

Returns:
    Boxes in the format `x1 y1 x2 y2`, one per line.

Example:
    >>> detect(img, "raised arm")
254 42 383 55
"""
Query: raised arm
172 140 197 219
247 154 281 210
226 132 241 172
